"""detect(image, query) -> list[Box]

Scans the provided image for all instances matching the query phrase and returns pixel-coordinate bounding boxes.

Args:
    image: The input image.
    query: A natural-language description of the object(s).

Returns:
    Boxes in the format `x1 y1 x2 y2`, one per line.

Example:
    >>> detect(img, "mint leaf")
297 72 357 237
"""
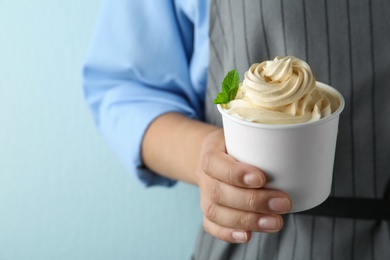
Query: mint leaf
213 69 240 104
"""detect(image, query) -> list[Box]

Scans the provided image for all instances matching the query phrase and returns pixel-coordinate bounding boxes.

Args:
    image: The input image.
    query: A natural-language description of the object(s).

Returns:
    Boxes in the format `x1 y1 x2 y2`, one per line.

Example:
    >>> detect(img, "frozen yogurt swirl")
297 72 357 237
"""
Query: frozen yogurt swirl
225 56 339 124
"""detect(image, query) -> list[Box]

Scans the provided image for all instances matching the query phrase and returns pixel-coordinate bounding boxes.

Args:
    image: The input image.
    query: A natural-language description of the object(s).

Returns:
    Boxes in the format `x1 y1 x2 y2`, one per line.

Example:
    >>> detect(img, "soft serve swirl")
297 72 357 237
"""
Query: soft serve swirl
225 56 339 124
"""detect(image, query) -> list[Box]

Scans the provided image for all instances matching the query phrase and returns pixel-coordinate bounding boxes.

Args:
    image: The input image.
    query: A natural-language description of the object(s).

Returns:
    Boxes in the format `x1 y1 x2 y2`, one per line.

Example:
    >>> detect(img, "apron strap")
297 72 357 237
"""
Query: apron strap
296 197 390 220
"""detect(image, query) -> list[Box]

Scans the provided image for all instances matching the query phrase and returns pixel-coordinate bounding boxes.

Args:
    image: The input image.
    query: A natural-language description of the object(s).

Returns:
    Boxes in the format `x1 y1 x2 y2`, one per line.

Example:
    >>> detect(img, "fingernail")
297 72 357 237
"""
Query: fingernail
258 216 279 231
232 231 247 242
243 173 263 187
268 198 291 212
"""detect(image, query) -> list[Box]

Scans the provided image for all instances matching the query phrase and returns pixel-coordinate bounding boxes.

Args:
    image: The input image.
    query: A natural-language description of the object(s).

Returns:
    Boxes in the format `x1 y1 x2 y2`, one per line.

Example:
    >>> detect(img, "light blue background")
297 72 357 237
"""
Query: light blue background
0 1 202 259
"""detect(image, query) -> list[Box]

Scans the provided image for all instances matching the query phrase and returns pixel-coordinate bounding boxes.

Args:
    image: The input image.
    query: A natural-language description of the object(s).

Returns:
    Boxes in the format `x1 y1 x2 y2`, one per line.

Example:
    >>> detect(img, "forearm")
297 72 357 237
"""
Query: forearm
142 112 219 186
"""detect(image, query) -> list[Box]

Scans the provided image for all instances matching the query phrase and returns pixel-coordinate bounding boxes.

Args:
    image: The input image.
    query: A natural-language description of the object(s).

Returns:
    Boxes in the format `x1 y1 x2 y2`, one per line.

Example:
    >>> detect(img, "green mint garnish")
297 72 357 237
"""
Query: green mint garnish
213 69 240 105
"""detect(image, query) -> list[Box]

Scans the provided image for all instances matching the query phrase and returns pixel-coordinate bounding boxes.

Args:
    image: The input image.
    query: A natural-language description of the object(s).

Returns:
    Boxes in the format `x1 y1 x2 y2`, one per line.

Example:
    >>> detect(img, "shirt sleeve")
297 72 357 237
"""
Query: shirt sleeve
82 0 205 187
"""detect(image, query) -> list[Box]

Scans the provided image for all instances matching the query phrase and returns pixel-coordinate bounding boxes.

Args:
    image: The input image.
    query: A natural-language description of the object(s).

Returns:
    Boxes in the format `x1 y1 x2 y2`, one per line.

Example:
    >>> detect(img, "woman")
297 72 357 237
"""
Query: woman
83 0 390 258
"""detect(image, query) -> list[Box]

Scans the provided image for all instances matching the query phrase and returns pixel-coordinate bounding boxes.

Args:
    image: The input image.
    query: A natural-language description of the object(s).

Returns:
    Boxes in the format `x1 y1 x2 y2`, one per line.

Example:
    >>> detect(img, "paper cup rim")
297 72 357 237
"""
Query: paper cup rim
217 82 345 130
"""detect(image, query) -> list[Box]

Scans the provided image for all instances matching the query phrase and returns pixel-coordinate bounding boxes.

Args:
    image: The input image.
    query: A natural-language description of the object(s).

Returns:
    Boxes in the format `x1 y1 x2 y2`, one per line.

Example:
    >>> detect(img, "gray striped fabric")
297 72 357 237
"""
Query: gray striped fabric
197 0 390 259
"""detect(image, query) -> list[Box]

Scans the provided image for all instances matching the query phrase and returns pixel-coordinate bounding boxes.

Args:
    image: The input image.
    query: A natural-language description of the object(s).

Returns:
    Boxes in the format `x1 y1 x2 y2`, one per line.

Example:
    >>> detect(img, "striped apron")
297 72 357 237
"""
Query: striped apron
194 0 390 259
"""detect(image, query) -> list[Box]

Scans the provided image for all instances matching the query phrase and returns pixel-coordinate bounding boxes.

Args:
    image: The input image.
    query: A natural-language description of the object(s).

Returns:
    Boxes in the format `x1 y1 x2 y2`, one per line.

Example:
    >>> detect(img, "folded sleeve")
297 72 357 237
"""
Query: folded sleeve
82 0 203 187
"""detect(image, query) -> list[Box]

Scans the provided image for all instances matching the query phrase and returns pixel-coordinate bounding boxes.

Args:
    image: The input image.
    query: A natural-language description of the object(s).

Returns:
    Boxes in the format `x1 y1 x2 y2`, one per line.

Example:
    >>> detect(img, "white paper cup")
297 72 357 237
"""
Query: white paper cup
218 82 345 212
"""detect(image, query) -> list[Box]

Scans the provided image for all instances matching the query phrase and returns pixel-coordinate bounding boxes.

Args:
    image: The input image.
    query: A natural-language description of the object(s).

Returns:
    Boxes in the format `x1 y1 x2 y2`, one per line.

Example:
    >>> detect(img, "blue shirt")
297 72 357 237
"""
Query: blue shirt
83 0 210 186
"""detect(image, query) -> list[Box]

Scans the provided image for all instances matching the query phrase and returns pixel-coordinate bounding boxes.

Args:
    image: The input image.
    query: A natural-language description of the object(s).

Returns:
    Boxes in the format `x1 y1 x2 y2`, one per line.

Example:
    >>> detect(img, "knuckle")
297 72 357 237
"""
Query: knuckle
200 151 213 174
203 201 218 221
208 180 221 203
237 213 253 230
225 163 236 185
247 193 260 212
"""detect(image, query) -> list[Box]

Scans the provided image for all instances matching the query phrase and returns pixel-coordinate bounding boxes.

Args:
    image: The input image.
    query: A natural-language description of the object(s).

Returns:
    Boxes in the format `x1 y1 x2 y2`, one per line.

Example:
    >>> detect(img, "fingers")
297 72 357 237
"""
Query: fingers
202 174 291 214
201 149 266 188
203 217 251 243
201 198 284 232
200 130 266 188
198 129 291 243
202 208 284 243
200 175 288 244
201 201 286 243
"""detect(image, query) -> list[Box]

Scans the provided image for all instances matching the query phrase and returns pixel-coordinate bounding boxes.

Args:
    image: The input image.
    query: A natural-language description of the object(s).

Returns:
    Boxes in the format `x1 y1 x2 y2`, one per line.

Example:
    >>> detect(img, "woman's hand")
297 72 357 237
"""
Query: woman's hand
197 129 292 243
142 113 291 243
